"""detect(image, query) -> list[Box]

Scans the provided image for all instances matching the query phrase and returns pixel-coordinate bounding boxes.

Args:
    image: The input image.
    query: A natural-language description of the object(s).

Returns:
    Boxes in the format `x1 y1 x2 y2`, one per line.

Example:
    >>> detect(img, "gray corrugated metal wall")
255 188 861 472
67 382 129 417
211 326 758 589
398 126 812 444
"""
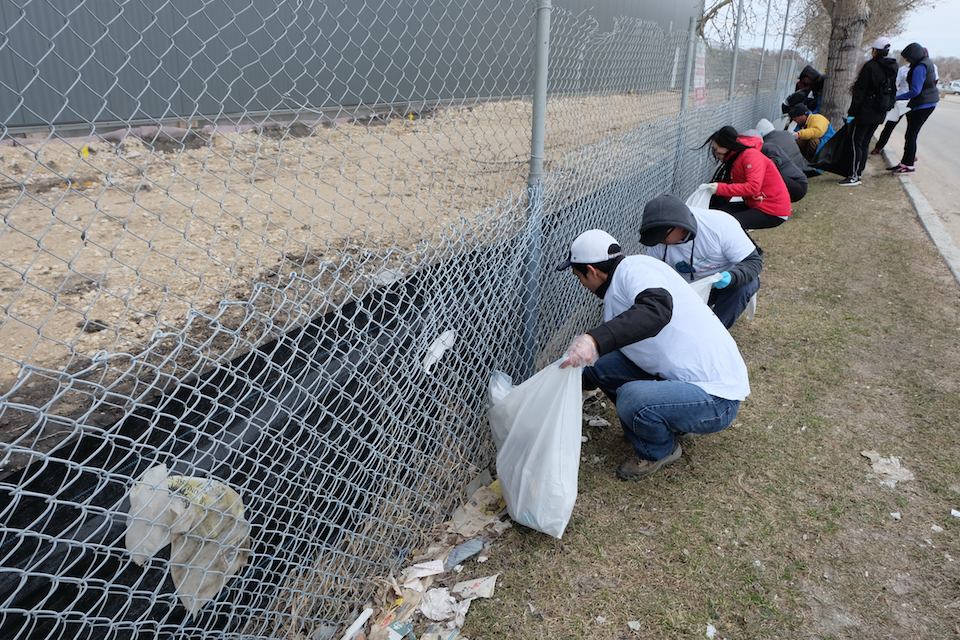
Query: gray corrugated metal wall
0 0 702 131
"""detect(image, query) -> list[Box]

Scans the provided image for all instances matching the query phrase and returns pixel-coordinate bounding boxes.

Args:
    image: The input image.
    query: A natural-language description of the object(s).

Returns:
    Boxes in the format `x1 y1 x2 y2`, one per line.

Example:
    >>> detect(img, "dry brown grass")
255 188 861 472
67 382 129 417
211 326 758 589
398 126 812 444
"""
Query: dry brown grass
460 161 960 639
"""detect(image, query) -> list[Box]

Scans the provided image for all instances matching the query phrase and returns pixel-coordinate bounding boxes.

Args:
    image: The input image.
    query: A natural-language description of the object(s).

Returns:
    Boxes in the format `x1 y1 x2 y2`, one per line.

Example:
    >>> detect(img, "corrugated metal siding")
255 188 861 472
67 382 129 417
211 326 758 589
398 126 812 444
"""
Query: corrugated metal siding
1 0 702 130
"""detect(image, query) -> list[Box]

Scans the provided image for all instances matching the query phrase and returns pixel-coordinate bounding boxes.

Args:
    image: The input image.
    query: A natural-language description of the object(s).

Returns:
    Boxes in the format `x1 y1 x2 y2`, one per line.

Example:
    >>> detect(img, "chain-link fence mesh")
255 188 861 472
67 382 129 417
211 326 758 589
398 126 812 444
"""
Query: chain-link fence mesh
0 2 798 638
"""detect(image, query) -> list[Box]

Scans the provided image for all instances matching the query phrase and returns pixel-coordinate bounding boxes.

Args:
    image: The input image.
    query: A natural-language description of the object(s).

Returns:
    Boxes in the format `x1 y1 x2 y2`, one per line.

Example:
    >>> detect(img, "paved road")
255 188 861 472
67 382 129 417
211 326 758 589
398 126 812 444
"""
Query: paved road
885 94 960 248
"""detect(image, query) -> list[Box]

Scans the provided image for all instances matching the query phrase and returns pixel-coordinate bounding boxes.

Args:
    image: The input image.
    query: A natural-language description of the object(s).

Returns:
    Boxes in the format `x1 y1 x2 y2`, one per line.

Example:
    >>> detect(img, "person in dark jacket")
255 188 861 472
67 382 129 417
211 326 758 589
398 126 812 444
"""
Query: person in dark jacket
556 229 749 481
839 37 899 186
887 42 939 174
782 65 826 114
756 118 815 177
640 194 763 328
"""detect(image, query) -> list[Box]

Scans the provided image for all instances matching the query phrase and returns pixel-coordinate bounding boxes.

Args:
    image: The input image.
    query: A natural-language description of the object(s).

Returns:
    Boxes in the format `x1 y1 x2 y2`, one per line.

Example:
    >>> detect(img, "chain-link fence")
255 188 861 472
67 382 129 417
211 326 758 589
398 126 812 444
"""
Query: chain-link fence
0 2 796 638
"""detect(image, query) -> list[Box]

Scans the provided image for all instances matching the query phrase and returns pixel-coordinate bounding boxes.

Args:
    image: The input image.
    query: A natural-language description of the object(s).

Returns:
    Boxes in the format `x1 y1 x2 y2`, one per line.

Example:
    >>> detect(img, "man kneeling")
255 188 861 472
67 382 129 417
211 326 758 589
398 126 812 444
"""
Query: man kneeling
558 229 751 480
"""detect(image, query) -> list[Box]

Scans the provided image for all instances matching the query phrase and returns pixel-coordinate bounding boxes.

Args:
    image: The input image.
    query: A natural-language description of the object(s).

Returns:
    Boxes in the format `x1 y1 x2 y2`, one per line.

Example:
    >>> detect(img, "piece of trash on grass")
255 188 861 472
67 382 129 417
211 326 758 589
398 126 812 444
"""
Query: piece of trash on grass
385 620 415 640
595 615 606 625
448 484 506 537
491 520 512 535
952 509 960 518
706 623 717 638
947 554 955 562
464 470 493 500
588 418 611 427
420 623 459 640
932 525 945 533
890 512 901 520
861 451 915 488
422 330 457 373
452 574 498 599
420 588 472 628
628 620 641 631
125 464 250 616
341 607 374 640
477 555 489 563
445 539 484 569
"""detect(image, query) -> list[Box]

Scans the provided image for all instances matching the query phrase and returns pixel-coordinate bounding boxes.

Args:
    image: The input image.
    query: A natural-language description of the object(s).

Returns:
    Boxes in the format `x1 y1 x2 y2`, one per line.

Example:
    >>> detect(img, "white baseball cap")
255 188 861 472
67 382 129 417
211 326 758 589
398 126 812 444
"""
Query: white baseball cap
556 229 623 271
871 37 892 50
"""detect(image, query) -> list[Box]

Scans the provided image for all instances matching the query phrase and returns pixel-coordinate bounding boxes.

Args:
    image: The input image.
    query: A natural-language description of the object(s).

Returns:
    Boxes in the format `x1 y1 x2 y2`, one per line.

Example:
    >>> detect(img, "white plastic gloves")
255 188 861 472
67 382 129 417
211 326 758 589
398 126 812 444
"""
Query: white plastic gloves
560 334 599 369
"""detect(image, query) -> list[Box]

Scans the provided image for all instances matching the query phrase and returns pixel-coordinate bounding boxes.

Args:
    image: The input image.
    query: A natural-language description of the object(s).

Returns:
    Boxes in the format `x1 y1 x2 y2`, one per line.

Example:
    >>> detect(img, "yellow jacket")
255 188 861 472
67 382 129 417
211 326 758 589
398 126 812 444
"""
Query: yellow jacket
797 113 831 141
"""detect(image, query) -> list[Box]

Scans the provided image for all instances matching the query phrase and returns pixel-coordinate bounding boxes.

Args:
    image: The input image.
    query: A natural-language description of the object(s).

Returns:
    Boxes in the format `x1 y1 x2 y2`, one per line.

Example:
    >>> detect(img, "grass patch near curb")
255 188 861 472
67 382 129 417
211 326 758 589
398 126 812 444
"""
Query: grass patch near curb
462 163 960 639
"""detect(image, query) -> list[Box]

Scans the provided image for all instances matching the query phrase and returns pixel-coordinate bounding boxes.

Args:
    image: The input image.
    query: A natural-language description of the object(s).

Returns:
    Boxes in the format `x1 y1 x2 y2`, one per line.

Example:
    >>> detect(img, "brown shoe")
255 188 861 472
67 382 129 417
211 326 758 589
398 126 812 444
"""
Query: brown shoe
616 443 682 481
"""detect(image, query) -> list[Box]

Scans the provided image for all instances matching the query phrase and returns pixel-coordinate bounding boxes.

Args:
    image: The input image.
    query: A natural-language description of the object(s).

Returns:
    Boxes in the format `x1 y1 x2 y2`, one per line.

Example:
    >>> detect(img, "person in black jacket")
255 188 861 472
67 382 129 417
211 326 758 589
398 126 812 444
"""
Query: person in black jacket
839 37 898 186
782 65 826 115
887 42 940 174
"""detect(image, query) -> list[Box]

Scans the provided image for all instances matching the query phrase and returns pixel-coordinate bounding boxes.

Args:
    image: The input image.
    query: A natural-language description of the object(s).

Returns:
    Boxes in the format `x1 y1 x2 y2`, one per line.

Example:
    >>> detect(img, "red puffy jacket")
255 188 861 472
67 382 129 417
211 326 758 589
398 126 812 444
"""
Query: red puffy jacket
715 136 791 218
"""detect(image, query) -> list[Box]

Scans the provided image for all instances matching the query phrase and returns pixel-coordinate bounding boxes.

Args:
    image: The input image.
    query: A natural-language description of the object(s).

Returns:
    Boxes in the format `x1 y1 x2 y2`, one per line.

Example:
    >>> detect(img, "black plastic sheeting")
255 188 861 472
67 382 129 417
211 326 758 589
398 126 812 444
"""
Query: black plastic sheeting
0 245 526 640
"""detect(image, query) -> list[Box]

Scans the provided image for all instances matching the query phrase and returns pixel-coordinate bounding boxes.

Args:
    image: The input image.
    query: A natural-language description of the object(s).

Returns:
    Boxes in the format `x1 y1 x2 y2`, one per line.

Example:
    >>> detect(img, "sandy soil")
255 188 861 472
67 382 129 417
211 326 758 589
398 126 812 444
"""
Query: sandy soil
0 92 679 409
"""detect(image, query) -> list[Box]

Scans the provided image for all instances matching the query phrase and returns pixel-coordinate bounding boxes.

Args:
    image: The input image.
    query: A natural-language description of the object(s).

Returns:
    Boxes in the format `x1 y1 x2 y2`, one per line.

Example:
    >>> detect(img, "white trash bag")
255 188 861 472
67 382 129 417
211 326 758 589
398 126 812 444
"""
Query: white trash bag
688 272 723 304
487 362 582 538
685 184 713 210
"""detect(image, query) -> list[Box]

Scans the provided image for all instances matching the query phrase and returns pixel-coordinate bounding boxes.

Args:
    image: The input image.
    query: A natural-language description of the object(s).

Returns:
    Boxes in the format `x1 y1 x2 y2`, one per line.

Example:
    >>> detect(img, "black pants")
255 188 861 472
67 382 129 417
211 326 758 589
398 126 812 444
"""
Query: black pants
710 197 786 230
900 107 934 167
875 117 901 151
782 175 807 202
849 122 880 179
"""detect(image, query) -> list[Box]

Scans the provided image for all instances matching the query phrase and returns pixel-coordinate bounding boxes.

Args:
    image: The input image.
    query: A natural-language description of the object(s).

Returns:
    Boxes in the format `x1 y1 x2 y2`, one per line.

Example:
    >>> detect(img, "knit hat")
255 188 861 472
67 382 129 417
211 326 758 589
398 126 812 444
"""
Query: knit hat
555 229 623 270
640 195 697 247
788 104 809 120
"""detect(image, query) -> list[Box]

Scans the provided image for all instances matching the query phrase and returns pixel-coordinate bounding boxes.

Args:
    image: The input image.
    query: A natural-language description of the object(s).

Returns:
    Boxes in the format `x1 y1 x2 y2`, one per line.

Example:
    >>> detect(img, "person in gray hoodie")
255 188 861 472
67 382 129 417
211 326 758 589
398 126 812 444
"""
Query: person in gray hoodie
639 194 763 329
743 128 808 202
756 118 814 176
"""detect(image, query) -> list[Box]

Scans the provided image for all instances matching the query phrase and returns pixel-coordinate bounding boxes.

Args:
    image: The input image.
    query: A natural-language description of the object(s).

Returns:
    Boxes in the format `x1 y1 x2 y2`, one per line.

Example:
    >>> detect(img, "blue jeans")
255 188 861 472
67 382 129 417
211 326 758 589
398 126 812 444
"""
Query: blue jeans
709 276 760 329
584 351 741 461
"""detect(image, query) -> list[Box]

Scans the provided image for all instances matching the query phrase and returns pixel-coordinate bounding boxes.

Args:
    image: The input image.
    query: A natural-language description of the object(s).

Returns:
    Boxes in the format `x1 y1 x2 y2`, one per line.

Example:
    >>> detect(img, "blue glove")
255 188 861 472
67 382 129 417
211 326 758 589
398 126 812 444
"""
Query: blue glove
713 271 732 289
845 116 854 123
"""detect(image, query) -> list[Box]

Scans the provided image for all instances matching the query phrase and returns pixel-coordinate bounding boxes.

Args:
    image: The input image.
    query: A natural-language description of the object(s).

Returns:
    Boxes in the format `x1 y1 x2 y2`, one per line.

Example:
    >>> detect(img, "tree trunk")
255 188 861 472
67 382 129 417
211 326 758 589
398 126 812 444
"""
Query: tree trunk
820 0 871 126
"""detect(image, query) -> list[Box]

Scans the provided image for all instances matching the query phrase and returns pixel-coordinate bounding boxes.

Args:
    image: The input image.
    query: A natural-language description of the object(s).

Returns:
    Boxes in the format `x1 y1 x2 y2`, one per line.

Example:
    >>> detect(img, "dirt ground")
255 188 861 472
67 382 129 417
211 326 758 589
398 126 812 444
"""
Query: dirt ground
0 92 679 405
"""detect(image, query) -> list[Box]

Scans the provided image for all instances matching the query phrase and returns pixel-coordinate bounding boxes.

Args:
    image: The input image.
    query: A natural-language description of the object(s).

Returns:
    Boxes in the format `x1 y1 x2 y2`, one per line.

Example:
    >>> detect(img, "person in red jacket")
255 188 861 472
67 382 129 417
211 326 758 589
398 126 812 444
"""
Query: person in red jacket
702 126 792 230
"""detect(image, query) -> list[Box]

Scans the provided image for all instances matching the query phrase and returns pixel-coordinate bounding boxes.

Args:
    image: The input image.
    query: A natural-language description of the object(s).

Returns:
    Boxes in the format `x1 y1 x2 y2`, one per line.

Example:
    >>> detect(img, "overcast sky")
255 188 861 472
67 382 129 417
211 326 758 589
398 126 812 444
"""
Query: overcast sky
895 2 959 59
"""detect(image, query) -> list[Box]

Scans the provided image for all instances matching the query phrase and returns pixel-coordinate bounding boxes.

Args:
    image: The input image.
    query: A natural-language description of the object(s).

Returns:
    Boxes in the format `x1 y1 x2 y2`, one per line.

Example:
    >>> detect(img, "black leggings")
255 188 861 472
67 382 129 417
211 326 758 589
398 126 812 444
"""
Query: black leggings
782 175 807 202
900 107 934 167
850 122 880 178
875 117 901 151
710 197 786 230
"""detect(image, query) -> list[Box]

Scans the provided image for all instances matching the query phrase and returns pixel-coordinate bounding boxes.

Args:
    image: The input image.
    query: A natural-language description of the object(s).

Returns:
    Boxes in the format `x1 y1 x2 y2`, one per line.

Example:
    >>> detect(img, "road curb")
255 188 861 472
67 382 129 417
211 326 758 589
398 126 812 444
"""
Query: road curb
883 150 960 287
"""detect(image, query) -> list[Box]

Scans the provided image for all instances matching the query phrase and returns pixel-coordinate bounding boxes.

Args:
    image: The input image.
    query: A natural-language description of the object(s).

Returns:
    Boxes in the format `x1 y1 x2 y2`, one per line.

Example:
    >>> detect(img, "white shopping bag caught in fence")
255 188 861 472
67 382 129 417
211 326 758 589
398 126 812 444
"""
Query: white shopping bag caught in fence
685 184 713 209
487 362 582 538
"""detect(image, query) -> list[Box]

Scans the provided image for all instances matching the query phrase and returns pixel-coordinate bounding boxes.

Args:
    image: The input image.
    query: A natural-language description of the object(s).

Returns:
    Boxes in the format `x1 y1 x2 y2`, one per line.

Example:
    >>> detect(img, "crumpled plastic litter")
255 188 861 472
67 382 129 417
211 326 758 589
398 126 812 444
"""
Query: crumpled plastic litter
420 588 473 628
423 330 457 373
444 539 484 569
861 450 915 488
125 464 250 616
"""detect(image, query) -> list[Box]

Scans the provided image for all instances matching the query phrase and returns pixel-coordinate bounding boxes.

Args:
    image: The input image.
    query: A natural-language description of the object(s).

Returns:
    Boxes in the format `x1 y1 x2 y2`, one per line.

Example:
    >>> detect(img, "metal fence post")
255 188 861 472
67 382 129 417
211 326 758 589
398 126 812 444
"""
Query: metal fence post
673 17 697 196
757 0 773 94
680 16 696 112
522 0 551 379
774 0 793 93
728 0 744 101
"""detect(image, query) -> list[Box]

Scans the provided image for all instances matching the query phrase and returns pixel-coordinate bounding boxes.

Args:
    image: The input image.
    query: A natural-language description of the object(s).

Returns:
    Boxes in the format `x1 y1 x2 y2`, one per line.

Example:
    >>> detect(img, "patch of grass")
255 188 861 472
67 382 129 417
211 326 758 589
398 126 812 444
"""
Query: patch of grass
460 167 960 639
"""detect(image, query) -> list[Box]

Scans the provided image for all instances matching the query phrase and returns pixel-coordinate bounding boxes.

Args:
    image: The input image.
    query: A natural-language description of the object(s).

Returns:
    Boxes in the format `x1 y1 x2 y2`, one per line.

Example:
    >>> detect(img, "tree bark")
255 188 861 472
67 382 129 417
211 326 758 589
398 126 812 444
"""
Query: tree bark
820 0 871 126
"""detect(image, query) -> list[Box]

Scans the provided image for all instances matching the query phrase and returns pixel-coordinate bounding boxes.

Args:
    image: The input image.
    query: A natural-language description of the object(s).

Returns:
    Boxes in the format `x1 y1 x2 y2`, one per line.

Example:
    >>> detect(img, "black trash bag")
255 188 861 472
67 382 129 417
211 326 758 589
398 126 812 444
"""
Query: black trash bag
812 124 854 177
